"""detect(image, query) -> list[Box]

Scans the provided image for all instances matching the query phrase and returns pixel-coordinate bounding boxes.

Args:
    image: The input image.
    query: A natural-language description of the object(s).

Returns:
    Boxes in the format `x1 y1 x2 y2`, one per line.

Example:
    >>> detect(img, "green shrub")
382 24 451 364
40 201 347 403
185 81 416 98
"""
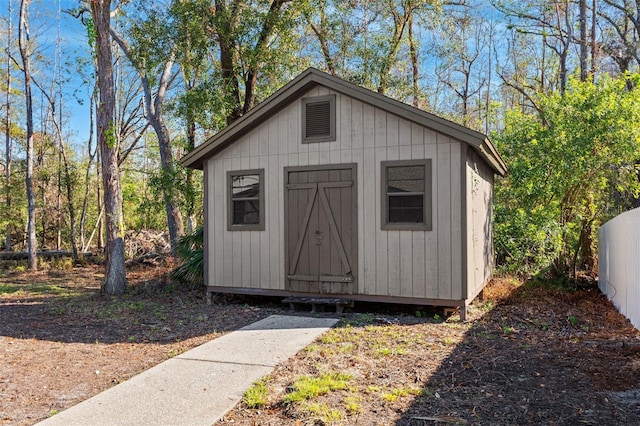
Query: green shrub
171 226 204 286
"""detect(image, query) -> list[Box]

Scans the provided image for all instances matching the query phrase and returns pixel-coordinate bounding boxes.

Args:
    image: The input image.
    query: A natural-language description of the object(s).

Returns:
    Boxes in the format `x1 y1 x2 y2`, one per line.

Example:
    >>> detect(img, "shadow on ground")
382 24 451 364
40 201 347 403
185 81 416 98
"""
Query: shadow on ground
0 266 283 344
397 278 640 425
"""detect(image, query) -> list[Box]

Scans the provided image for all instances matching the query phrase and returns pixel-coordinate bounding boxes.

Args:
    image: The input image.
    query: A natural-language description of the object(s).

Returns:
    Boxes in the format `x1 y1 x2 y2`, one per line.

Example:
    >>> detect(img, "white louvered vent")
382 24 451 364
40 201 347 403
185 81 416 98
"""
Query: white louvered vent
302 94 335 143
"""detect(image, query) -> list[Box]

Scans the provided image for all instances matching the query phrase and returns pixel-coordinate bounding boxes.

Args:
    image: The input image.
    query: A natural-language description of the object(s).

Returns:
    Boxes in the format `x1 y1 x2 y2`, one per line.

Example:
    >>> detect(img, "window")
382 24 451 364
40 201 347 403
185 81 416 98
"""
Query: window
227 169 265 231
302 94 336 143
381 160 432 231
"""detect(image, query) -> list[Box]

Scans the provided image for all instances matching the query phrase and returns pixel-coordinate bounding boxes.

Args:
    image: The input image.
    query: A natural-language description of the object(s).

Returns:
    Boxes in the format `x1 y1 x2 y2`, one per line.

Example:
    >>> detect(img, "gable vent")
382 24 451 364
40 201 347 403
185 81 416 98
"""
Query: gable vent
306 101 331 137
302 94 336 143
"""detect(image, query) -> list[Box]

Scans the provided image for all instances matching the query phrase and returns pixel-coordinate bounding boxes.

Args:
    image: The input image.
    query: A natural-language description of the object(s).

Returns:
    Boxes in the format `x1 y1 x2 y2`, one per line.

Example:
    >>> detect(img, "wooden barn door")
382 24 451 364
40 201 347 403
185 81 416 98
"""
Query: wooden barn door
285 165 357 294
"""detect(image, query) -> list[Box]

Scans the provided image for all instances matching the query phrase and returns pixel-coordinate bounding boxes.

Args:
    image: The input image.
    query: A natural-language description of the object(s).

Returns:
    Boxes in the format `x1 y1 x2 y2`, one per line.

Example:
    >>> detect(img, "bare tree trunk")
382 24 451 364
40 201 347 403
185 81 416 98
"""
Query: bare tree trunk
33 91 80 261
377 5 410 95
109 30 184 253
579 0 589 81
148 114 184 250
185 80 197 233
485 20 494 135
59 143 78 261
216 0 243 124
91 0 126 295
5 0 12 252
56 140 62 250
558 0 571 95
408 11 420 108
215 0 291 121
96 152 104 250
591 0 597 76
80 89 97 252
18 0 37 270
242 0 291 113
541 33 546 93
559 50 568 95
307 6 337 75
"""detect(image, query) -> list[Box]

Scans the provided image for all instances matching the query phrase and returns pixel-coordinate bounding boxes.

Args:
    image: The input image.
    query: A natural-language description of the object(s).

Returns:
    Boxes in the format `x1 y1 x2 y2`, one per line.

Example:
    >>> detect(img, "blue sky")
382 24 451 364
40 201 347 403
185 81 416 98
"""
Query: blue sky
2 0 93 148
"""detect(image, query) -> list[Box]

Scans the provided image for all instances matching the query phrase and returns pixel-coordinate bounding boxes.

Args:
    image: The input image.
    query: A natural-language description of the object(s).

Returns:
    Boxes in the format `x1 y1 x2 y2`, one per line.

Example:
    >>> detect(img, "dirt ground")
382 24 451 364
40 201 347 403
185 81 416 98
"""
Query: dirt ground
2 266 640 425
0 264 281 425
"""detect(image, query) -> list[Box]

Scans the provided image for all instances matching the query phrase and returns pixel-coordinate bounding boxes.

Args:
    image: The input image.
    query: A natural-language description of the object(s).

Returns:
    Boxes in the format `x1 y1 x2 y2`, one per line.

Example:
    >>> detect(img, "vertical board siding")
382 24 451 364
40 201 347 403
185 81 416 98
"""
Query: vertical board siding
450 142 463 300
436 137 453 299
207 86 466 300
599 208 640 330
466 151 495 300
268 154 280 288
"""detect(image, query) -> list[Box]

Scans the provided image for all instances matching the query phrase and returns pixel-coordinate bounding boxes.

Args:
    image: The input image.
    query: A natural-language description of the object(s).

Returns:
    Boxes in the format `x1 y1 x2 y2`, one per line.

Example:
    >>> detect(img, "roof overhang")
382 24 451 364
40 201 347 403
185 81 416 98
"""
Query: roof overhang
180 68 507 176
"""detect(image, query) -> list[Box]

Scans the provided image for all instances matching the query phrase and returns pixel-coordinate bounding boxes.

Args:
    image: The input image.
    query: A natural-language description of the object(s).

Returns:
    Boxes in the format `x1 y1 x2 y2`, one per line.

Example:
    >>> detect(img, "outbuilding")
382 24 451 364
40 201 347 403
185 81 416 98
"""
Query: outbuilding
181 68 507 319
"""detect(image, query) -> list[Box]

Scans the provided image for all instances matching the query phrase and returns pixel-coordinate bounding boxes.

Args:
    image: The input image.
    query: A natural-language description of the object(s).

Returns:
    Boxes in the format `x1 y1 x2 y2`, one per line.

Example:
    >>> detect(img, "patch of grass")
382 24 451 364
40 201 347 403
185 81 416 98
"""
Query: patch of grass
535 320 550 331
150 303 168 320
366 385 381 393
338 342 355 353
319 333 342 344
478 300 496 311
381 386 423 402
299 402 344 423
344 394 362 415
473 330 497 340
283 372 352 404
244 379 269 408
304 344 321 353
0 283 20 294
374 346 407 357
127 300 147 312
0 280 82 298
442 337 457 346
29 284 74 295
502 325 514 335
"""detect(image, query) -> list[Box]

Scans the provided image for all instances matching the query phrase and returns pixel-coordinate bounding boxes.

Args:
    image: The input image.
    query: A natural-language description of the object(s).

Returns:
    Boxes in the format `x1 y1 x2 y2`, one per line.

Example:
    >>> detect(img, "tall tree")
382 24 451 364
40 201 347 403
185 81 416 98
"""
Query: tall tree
579 0 589 80
18 0 36 270
600 0 640 73
91 0 126 294
213 0 297 123
171 0 211 233
4 0 13 252
494 0 576 96
32 80 81 261
432 9 495 130
376 0 419 96
109 5 184 252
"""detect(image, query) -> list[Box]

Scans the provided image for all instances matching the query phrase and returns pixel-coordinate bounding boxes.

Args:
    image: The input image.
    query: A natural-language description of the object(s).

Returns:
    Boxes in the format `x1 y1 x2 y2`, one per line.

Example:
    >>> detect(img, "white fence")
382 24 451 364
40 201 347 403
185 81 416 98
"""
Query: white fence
599 207 640 329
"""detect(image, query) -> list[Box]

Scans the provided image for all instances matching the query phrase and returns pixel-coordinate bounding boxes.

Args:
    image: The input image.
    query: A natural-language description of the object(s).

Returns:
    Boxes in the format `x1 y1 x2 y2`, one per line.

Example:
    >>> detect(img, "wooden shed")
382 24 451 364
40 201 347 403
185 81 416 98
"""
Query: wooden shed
181 68 507 319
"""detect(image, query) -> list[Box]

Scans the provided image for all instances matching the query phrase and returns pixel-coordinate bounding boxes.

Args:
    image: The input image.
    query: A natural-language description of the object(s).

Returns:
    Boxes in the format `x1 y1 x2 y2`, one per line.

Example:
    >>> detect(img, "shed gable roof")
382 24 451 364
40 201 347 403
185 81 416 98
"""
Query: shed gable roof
180 68 507 176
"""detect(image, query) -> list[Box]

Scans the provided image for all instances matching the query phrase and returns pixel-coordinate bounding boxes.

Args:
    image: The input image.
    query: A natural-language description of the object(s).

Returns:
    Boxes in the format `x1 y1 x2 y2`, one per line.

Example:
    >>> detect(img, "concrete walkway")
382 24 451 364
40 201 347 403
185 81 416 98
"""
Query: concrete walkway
37 315 339 426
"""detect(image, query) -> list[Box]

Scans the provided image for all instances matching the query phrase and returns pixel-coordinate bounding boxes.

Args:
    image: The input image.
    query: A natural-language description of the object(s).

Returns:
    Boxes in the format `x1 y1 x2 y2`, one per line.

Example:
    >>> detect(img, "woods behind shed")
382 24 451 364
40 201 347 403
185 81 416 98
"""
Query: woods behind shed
181 68 507 320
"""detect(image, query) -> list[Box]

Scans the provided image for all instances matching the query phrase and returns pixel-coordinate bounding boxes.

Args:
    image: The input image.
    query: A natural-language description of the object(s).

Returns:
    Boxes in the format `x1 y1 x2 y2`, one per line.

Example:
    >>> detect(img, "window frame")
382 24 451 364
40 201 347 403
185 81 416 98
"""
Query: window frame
227 169 265 231
381 159 432 231
301 94 336 143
